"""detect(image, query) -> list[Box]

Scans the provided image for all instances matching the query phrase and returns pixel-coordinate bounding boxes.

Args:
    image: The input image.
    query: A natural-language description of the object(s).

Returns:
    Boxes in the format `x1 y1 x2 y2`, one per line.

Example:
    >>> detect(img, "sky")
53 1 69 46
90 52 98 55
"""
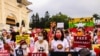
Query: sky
28 0 100 18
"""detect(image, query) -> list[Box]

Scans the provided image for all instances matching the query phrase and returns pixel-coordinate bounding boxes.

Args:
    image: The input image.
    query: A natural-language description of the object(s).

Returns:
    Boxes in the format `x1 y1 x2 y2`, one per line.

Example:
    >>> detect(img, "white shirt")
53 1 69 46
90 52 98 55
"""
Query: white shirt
94 36 100 44
51 38 69 52
0 39 4 49
34 40 48 54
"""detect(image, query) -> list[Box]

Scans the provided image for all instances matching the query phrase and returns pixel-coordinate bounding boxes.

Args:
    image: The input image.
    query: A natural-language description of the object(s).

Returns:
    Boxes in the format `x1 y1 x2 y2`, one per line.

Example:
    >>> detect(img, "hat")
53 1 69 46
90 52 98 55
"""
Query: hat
19 40 27 45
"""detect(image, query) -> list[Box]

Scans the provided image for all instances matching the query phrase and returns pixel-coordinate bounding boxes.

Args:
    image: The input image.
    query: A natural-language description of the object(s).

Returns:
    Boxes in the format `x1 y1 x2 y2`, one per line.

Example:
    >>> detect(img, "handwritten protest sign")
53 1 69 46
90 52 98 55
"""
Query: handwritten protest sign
0 50 10 56
73 36 91 48
16 34 30 44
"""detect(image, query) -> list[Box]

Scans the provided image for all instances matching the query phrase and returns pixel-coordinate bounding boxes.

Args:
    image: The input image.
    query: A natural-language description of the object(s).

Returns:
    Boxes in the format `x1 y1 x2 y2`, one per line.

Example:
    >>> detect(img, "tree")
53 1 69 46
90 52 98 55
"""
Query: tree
29 14 35 28
35 13 39 22
93 14 100 20
30 13 40 28
44 11 50 21
35 13 40 28
46 12 69 29
44 11 50 28
39 17 45 28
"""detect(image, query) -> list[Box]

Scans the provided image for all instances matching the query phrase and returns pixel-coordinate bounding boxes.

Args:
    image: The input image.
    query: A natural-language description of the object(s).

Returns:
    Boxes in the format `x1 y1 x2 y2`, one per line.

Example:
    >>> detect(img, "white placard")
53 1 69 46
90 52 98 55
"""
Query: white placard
57 22 64 28
96 19 100 25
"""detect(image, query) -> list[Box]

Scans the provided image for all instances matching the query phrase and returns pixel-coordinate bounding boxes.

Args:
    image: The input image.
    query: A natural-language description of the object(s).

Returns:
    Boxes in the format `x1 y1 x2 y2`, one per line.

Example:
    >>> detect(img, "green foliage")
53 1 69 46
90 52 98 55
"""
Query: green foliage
46 13 69 29
29 12 69 29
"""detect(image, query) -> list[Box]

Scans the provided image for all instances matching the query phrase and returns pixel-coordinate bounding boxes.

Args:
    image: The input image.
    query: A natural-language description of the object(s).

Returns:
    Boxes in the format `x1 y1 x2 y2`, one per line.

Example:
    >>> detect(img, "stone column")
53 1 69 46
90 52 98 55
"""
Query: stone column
0 0 5 30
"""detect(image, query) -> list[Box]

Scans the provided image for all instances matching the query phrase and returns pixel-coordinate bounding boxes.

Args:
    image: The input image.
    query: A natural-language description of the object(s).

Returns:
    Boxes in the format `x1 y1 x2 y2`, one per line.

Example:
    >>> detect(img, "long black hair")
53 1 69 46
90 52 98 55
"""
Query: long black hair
42 29 48 41
54 28 64 41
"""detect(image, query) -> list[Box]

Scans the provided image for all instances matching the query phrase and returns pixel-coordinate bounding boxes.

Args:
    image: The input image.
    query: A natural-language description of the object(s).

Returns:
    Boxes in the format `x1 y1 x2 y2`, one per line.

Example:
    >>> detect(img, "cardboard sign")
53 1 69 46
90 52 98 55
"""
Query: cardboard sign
73 36 91 48
28 53 47 56
16 35 30 44
0 50 10 56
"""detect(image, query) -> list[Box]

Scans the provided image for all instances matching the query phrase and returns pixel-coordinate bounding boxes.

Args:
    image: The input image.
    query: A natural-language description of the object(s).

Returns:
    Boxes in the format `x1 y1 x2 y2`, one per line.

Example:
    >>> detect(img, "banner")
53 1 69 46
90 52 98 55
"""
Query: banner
68 17 94 28
0 50 10 56
73 36 91 48
16 34 30 44
28 53 47 56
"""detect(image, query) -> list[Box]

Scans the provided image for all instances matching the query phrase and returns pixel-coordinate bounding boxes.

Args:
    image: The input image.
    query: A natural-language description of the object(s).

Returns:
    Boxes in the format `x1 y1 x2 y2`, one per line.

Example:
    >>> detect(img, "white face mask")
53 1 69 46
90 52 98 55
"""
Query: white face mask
22 45 27 49
38 36 43 40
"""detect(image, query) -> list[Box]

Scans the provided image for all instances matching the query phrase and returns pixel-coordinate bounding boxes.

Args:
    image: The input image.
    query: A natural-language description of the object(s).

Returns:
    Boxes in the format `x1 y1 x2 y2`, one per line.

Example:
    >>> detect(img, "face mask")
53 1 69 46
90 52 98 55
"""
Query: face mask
77 31 83 36
22 45 27 49
56 33 62 39
38 36 43 40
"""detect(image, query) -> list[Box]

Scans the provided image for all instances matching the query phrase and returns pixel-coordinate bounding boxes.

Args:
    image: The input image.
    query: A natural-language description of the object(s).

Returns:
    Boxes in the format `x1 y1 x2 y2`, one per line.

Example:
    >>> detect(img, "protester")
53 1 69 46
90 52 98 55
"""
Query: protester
15 40 29 56
94 29 100 44
42 29 48 41
50 28 69 52
10 27 18 42
31 28 38 42
65 29 73 51
72 28 96 56
34 31 49 54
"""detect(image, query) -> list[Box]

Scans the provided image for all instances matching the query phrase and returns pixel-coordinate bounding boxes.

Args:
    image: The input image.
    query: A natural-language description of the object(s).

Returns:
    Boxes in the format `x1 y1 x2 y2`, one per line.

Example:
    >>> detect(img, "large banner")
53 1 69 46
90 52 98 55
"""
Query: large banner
28 53 47 56
68 17 94 28
16 35 30 45
73 36 91 48
0 50 10 56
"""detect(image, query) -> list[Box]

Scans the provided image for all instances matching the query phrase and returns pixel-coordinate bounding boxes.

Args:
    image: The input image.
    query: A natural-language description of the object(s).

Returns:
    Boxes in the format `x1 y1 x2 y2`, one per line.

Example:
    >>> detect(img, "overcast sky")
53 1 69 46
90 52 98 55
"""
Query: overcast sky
28 0 100 18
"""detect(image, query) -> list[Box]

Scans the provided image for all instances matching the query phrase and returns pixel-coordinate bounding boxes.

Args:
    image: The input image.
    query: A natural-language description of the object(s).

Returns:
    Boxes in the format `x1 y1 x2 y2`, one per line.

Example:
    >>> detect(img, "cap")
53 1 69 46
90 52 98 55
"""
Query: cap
19 40 27 45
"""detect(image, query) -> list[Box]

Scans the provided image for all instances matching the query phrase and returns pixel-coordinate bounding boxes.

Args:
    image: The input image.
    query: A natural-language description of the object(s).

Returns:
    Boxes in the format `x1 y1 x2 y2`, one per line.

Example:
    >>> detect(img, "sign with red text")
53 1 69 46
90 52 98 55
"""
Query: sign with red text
0 50 10 56
28 53 47 56
73 36 91 48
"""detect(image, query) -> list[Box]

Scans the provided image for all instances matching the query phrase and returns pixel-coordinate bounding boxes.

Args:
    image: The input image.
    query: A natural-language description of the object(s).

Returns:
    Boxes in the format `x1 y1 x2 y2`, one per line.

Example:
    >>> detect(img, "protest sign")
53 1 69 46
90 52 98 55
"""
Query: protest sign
57 22 64 28
73 36 91 48
16 34 30 44
0 50 10 56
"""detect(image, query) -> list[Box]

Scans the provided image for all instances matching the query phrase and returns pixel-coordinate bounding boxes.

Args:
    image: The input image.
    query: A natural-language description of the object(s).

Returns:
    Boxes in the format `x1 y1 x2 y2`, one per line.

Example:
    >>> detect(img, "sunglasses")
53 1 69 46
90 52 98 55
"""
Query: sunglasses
78 31 81 32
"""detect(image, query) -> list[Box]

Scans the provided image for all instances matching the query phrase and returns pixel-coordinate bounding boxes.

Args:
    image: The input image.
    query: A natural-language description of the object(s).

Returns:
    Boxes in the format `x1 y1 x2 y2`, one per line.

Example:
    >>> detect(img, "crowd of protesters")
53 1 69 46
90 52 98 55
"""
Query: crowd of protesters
0 22 100 56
